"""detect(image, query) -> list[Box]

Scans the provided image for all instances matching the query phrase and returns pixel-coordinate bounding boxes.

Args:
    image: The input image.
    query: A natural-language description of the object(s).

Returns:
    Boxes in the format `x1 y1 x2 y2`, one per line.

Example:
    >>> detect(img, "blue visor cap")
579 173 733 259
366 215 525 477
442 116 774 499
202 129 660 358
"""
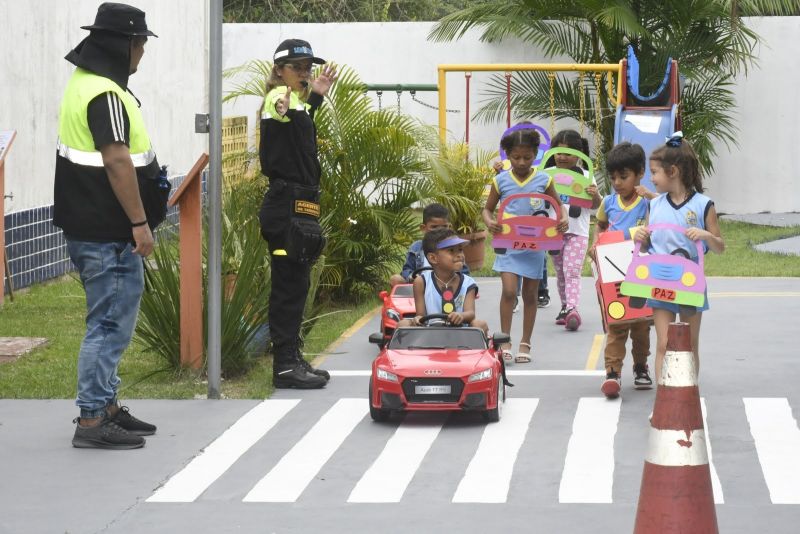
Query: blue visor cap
437 236 469 249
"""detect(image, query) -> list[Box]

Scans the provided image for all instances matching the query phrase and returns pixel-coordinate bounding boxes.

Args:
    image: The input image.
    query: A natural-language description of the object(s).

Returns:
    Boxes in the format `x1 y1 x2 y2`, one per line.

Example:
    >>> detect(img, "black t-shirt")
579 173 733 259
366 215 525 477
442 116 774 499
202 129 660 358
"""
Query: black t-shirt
87 92 131 149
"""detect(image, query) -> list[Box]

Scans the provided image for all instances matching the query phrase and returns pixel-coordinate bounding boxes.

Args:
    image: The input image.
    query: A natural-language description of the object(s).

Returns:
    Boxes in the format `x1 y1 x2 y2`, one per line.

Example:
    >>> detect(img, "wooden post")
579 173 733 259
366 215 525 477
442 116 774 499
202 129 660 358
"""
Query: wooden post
168 153 209 368
0 130 17 307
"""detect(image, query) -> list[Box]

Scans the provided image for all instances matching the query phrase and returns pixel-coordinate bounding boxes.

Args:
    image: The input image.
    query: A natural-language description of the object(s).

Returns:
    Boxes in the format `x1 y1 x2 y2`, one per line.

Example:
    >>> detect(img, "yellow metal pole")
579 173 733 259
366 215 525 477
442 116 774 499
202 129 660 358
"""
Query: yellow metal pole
437 63 621 73
438 67 447 143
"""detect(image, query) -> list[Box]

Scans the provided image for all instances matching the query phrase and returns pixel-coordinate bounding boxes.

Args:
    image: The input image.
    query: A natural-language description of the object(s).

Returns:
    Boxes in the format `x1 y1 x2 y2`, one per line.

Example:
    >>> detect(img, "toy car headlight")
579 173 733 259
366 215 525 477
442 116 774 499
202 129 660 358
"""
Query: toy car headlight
386 309 401 322
377 368 398 382
468 368 492 382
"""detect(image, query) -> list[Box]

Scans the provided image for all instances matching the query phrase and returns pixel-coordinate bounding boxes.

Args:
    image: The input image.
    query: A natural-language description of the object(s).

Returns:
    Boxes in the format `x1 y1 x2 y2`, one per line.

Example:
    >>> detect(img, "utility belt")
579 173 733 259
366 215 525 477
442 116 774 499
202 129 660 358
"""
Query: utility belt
261 179 326 264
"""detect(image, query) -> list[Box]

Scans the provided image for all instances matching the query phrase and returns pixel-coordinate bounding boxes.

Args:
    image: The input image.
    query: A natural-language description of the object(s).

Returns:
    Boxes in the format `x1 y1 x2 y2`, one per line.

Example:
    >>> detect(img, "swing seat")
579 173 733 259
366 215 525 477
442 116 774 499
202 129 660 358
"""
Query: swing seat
626 46 672 107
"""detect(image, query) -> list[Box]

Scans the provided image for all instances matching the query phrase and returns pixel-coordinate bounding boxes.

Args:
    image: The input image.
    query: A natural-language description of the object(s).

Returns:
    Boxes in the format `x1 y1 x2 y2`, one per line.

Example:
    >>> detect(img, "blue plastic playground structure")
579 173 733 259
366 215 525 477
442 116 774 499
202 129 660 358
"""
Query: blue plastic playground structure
613 47 681 191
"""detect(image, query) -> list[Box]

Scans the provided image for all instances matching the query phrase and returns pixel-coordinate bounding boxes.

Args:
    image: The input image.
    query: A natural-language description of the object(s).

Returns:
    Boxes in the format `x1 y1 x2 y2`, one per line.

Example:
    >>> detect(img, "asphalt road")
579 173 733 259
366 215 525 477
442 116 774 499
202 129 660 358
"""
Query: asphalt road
1 277 799 534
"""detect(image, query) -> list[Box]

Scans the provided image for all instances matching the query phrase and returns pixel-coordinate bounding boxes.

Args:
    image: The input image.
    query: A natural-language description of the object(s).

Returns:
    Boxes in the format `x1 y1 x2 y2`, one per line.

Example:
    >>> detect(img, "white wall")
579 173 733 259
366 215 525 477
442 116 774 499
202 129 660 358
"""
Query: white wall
703 17 800 214
223 19 800 215
0 0 209 213
222 22 578 158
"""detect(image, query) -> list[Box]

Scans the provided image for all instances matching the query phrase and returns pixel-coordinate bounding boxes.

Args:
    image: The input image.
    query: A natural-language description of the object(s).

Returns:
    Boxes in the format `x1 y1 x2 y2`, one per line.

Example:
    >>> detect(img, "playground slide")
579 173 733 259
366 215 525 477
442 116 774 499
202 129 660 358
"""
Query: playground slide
613 104 677 192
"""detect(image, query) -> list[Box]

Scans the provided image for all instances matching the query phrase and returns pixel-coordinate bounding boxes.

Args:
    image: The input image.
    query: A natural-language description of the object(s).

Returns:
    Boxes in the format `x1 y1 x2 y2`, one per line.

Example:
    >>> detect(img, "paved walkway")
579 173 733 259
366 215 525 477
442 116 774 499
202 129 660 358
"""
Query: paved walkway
1 277 799 533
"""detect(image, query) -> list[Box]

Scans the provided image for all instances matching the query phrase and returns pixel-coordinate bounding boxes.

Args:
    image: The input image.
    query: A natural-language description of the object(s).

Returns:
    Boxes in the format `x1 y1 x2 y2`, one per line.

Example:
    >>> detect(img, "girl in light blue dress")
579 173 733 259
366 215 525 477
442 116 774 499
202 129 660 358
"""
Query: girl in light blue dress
633 133 725 385
482 128 568 363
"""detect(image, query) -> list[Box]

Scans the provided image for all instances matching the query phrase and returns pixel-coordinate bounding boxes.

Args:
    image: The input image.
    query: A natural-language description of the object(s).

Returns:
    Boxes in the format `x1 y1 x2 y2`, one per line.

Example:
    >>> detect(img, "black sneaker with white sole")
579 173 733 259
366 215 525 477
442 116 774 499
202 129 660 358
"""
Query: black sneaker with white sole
273 362 327 389
110 405 157 436
72 415 145 450
633 364 653 389
537 292 550 308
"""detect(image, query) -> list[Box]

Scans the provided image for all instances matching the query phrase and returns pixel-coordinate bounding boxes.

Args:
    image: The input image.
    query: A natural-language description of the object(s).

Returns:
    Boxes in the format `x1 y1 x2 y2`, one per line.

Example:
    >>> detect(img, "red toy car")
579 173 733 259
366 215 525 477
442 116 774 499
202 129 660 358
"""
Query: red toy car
368 315 509 422
378 283 416 340
378 267 432 340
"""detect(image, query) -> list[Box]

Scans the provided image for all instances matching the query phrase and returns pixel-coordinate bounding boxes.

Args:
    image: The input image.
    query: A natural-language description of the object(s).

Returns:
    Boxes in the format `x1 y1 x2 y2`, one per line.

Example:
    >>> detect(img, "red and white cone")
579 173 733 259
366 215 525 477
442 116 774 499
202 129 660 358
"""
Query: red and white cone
633 322 718 534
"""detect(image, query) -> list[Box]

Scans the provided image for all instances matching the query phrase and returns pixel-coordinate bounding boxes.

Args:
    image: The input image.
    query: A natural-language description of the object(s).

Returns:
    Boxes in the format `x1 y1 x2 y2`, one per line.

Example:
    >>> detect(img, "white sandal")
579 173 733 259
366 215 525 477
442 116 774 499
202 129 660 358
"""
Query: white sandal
515 342 532 363
501 346 514 365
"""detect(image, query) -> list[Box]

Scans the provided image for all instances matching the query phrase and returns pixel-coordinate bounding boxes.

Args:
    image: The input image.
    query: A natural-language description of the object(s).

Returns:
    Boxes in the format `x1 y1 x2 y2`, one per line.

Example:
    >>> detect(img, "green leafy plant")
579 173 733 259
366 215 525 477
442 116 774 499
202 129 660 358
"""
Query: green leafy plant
421 142 494 235
135 174 273 376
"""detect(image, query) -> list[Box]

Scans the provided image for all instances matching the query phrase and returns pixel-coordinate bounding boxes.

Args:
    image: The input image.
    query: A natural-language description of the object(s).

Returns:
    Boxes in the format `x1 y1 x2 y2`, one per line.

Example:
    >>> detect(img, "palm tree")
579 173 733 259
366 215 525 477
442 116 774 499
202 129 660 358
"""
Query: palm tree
429 0 798 177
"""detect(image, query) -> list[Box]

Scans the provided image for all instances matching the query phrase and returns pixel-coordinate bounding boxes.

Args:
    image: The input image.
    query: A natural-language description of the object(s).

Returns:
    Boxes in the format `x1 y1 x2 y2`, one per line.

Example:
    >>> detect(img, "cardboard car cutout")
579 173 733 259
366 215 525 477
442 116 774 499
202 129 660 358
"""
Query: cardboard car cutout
491 192 563 253
538 147 595 208
590 230 652 333
620 223 707 308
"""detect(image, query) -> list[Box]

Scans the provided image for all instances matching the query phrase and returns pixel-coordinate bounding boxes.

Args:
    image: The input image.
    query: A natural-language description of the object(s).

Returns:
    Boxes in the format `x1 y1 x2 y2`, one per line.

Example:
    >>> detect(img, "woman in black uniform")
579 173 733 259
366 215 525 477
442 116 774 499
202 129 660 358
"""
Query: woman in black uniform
259 39 337 389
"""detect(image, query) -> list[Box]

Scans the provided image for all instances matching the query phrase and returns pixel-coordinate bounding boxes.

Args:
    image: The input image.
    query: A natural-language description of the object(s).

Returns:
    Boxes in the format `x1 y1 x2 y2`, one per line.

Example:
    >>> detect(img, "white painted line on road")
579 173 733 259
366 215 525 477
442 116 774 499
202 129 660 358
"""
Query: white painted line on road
328 370 604 377
559 398 620 503
701 398 724 504
243 398 367 503
452 398 539 503
744 397 800 504
147 399 299 503
348 419 443 503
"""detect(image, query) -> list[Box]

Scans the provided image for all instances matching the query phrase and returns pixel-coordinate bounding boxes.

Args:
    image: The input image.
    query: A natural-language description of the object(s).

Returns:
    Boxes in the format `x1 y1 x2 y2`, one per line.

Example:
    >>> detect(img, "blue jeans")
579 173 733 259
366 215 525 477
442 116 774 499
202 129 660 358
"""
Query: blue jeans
67 239 144 418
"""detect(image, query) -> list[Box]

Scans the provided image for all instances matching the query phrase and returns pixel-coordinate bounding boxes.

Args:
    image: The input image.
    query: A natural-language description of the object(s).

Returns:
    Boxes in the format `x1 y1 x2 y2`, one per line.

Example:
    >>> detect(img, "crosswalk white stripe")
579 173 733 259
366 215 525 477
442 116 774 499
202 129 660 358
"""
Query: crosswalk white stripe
559 398 620 503
147 399 299 503
701 398 724 504
243 398 367 502
744 397 800 504
348 419 443 503
452 398 539 503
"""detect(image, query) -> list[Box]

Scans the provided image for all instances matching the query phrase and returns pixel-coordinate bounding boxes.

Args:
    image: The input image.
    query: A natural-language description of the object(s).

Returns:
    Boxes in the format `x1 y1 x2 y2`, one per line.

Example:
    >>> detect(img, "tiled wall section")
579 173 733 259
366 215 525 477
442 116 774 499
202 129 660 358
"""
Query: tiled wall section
2 173 202 295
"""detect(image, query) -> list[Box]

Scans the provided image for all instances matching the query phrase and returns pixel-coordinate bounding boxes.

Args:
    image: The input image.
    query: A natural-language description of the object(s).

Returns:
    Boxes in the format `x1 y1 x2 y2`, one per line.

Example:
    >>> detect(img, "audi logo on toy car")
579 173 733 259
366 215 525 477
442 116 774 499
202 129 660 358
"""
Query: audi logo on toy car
424 369 442 375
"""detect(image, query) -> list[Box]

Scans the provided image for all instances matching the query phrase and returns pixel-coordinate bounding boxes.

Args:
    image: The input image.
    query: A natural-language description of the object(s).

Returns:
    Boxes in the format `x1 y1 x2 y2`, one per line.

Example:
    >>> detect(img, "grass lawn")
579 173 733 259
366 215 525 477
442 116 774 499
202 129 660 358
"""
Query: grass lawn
0 276 377 400
1 219 797 400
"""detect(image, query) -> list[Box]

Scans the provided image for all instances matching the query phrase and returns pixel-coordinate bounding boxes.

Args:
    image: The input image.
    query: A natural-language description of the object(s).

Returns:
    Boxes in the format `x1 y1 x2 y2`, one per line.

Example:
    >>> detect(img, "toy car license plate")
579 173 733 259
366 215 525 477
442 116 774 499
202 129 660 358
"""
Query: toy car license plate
651 287 677 301
415 385 451 395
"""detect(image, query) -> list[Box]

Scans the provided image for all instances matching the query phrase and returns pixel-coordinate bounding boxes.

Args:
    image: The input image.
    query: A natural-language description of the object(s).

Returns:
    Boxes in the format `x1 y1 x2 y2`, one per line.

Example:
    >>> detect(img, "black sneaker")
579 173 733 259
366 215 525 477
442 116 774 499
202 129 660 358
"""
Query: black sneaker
273 362 327 389
537 292 550 308
72 415 145 450
601 371 621 399
555 305 568 325
298 357 331 381
633 364 653 390
110 405 157 436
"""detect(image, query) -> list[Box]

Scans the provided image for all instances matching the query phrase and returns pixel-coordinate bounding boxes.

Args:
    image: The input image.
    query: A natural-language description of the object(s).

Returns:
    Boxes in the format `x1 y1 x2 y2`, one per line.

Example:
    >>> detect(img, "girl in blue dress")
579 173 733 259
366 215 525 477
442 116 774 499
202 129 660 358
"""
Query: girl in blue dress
482 128 568 364
633 133 725 384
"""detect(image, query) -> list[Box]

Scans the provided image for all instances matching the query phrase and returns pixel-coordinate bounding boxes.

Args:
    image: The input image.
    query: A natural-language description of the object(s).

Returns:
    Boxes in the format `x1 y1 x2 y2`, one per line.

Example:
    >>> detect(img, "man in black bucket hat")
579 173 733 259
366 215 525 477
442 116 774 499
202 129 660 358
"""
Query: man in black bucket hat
54 3 168 450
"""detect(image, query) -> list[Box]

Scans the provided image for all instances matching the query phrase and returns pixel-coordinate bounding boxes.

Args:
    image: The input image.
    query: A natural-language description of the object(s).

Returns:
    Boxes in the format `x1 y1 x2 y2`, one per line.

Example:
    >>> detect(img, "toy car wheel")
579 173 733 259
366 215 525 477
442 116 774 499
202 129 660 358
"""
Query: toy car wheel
629 296 647 309
369 379 391 422
483 374 504 423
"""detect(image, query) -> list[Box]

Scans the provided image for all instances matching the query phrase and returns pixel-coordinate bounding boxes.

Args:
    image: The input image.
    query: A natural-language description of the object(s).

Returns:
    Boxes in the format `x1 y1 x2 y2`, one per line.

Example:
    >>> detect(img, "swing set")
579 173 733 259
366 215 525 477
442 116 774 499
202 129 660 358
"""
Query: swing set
437 63 623 166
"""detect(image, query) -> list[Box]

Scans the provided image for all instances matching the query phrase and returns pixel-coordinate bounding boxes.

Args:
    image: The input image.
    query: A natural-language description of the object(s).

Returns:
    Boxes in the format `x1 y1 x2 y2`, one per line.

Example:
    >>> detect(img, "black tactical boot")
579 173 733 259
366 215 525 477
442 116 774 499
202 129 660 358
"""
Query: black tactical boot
295 339 330 381
273 361 327 389
273 342 326 389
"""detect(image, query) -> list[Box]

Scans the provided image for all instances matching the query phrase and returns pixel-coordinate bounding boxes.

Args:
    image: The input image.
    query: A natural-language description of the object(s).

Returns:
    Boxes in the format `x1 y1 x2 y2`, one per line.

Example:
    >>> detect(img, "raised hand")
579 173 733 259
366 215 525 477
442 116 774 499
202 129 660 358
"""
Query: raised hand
310 63 338 97
274 85 292 116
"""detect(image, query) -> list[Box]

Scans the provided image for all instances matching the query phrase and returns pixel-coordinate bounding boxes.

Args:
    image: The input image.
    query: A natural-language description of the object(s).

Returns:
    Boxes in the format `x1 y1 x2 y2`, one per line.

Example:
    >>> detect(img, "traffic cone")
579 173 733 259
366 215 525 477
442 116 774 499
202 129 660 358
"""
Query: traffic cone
633 322 718 534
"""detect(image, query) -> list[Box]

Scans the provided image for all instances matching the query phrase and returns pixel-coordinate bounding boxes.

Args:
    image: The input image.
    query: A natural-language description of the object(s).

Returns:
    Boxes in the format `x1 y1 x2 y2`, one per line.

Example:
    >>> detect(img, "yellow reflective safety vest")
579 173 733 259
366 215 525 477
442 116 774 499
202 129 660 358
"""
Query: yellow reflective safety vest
57 68 155 167
53 68 163 241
